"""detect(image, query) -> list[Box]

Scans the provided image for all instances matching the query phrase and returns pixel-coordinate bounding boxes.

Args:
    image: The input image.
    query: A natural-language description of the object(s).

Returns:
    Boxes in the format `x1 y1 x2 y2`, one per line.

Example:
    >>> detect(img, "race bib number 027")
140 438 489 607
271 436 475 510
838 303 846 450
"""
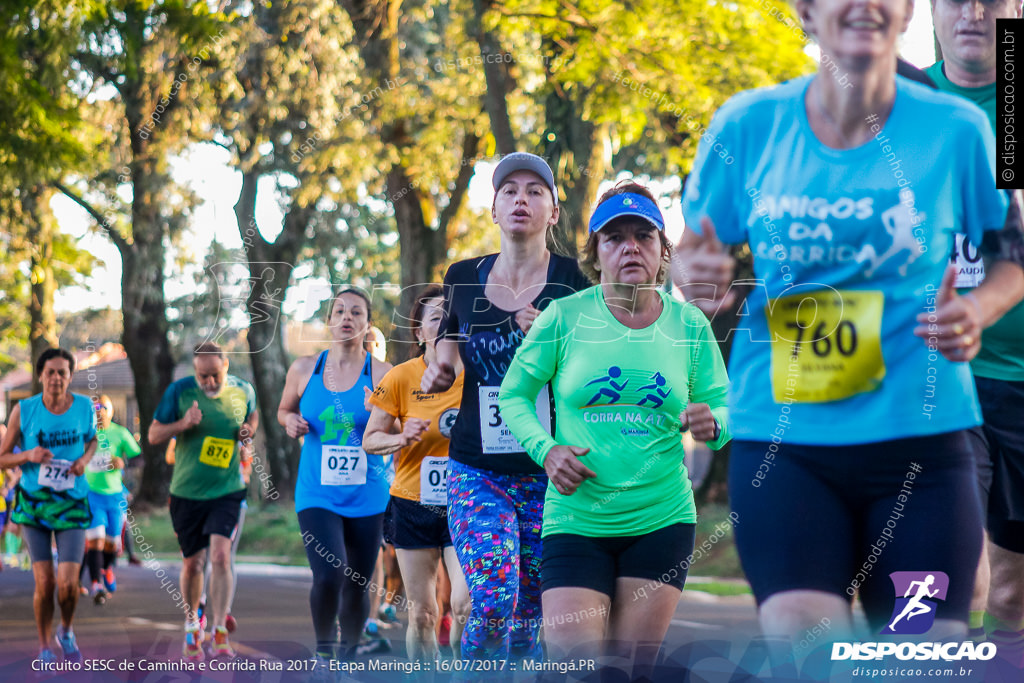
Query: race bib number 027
479 385 552 454
766 289 885 403
321 445 367 486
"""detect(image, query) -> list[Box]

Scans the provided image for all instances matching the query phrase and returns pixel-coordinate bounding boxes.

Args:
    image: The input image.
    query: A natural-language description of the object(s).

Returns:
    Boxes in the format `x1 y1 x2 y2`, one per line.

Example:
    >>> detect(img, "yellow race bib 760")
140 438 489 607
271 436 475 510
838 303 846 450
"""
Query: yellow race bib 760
766 289 886 403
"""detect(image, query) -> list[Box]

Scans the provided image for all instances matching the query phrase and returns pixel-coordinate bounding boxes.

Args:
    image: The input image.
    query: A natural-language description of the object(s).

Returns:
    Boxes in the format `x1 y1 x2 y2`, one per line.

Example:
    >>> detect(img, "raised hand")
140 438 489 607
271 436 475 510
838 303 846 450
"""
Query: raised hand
515 304 542 334
284 413 310 439
182 401 203 429
421 361 456 394
681 403 719 442
914 264 982 362
401 418 431 446
27 447 54 464
671 217 737 316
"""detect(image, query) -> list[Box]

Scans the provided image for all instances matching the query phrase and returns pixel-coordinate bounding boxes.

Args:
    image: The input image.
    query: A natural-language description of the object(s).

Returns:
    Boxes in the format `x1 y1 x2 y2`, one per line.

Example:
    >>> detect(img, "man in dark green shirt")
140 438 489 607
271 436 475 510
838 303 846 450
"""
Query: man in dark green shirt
149 342 258 660
929 0 1024 656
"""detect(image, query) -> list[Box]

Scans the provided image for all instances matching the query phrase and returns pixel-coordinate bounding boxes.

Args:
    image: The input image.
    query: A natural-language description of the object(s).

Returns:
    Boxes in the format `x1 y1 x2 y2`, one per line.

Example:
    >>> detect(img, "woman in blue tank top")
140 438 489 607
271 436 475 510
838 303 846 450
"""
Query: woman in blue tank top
278 289 392 665
0 348 97 664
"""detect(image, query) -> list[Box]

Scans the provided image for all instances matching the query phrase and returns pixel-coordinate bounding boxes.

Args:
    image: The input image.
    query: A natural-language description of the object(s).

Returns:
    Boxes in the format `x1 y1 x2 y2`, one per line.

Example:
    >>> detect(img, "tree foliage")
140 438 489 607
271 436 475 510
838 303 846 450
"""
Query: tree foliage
0 1 99 379
4 0 815 505
56 0 230 503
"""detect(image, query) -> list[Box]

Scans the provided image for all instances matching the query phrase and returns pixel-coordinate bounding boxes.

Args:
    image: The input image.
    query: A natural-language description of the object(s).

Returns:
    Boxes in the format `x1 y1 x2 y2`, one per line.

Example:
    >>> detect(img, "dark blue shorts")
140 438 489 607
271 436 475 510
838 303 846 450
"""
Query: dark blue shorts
729 430 982 630
968 377 1024 553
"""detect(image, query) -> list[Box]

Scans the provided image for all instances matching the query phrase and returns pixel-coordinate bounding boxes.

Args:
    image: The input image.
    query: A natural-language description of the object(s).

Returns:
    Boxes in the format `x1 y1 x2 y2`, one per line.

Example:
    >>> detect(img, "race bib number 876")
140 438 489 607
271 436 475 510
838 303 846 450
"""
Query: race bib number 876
199 436 235 469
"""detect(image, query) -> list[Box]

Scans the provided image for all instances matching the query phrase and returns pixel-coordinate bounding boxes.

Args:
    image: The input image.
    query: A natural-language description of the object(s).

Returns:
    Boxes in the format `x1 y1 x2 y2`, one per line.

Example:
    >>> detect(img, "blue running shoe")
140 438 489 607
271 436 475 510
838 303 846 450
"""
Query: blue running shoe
55 626 82 663
35 649 58 678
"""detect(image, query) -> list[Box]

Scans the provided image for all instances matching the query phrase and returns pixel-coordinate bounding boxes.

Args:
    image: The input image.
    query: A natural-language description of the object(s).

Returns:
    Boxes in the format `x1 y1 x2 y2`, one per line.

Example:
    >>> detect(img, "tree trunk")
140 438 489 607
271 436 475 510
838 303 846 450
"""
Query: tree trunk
541 89 607 256
23 186 60 394
471 0 517 156
233 171 305 494
339 0 476 362
389 164 440 347
123 156 177 504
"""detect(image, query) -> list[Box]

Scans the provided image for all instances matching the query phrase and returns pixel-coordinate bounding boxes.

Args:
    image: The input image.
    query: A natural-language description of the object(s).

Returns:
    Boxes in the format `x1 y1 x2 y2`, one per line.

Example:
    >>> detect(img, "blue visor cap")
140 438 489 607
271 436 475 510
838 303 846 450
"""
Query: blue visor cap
588 193 665 233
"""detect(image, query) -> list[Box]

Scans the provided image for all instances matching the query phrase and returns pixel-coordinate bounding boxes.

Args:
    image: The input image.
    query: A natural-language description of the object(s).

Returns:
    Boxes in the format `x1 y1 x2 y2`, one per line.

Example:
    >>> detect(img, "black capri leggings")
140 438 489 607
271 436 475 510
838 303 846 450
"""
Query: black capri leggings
729 430 982 631
297 507 384 657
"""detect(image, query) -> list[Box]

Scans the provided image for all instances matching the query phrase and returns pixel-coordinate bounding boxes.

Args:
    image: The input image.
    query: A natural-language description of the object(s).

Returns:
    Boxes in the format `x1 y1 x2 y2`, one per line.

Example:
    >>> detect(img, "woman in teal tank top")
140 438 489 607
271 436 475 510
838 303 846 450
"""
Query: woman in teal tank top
0 348 98 664
278 289 393 665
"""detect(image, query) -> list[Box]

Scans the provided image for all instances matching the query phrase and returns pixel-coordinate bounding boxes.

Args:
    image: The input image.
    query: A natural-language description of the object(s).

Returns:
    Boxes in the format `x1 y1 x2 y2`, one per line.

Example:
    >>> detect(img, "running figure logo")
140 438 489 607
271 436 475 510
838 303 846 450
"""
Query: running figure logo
582 368 673 408
863 188 926 278
584 367 628 407
882 571 949 635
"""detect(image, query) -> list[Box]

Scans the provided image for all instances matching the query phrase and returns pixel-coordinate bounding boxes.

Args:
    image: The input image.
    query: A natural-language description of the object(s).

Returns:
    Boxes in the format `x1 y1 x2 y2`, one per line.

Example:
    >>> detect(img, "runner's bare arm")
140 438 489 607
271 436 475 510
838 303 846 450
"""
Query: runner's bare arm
239 409 259 442
70 436 98 477
148 402 202 445
420 339 463 393
0 404 24 467
362 406 419 455
970 260 1024 328
0 405 49 466
278 356 315 438
370 357 393 387
671 218 738 316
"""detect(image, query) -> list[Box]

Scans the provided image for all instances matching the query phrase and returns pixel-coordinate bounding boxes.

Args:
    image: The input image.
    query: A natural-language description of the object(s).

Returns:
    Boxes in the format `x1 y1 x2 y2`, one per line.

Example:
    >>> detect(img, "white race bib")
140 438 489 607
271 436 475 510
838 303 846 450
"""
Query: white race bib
951 233 985 289
478 385 552 454
87 452 112 473
321 445 367 486
420 457 449 506
39 459 75 491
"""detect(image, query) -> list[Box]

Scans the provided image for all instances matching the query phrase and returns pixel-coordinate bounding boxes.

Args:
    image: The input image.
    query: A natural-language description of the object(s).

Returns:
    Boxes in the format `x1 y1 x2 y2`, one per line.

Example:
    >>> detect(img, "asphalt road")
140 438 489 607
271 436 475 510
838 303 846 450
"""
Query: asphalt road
2 563 1020 682
0 562 763 682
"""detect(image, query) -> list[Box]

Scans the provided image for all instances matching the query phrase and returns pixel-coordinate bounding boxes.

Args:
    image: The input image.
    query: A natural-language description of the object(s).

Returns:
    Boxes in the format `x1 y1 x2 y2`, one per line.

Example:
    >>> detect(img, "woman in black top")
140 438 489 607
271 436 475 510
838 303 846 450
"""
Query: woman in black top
422 152 590 661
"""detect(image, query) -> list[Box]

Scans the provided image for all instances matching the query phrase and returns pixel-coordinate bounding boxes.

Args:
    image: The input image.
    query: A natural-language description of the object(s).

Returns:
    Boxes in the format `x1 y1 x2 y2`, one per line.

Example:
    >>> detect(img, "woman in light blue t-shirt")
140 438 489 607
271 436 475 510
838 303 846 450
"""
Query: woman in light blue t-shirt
674 0 1024 644
0 348 98 664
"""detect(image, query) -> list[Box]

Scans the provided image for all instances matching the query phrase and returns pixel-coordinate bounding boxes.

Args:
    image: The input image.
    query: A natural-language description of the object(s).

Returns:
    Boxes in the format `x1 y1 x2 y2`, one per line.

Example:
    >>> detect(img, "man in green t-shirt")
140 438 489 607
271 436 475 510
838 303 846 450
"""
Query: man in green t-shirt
149 341 258 660
82 395 140 604
930 0 1024 654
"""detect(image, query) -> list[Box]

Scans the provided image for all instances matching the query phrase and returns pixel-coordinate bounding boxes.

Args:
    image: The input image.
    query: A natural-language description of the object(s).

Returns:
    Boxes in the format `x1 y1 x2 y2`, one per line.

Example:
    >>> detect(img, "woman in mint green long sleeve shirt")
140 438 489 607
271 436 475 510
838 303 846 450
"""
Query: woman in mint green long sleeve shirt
499 182 731 672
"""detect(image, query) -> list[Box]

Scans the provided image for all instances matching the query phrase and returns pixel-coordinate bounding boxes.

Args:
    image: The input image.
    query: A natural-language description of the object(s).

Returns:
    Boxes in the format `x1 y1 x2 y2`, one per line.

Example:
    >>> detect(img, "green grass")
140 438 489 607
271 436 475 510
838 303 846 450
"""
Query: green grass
687 581 752 597
127 501 307 563
126 501 747 579
691 503 745 579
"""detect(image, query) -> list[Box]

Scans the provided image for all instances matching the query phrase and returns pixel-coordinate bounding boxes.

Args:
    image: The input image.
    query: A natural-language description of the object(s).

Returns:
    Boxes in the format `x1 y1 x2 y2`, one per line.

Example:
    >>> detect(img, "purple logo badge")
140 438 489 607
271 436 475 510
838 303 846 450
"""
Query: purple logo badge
882 571 949 635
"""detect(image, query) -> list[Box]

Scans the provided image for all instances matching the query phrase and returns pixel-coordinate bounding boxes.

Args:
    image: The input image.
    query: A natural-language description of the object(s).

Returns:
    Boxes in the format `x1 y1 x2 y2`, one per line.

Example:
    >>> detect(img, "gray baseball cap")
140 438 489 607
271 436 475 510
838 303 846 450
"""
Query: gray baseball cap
492 152 558 206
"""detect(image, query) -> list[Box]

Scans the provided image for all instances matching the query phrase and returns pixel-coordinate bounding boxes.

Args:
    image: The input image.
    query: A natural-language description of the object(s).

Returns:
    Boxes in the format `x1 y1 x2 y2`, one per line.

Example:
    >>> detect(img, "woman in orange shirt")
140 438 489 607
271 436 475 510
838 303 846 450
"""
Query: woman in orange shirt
363 285 470 660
